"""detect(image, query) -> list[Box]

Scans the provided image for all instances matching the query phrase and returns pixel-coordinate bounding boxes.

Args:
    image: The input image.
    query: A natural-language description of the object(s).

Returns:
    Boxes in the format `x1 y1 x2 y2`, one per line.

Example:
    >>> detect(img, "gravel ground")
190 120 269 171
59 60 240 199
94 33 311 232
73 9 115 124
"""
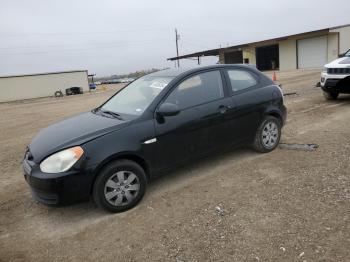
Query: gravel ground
0 71 349 262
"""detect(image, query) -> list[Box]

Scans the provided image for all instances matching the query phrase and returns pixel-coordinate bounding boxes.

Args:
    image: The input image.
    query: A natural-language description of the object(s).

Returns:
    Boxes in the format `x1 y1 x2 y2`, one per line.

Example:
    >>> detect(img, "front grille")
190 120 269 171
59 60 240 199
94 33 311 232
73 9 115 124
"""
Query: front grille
327 68 350 75
24 147 33 161
23 147 34 174
23 159 32 174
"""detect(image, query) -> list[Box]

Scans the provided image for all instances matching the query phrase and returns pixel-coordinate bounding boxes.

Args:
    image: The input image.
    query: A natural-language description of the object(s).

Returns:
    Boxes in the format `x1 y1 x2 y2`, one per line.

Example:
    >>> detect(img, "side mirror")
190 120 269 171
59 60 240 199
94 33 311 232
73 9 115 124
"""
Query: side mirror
338 53 345 58
157 103 180 117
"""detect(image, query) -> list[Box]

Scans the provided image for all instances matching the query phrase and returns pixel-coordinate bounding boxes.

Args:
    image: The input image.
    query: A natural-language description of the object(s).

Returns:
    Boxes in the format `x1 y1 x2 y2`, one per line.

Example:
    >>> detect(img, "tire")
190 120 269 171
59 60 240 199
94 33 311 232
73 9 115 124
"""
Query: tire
323 91 339 100
253 116 281 153
93 159 147 213
54 90 63 97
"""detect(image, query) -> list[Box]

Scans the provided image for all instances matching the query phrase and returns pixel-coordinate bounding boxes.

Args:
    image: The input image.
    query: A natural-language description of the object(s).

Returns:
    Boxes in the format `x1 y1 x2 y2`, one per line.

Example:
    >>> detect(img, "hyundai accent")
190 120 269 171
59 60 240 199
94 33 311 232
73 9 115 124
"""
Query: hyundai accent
23 65 287 212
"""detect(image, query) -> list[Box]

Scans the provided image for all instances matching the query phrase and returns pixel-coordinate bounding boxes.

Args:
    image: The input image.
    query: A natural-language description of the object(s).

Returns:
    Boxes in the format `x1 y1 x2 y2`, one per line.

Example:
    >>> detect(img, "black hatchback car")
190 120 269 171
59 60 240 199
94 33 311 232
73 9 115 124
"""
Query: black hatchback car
23 65 286 212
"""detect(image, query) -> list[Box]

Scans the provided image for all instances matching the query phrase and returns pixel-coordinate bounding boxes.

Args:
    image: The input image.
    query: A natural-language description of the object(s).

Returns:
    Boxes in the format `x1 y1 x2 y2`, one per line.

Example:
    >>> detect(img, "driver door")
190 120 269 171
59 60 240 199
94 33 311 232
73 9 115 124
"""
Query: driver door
153 70 232 171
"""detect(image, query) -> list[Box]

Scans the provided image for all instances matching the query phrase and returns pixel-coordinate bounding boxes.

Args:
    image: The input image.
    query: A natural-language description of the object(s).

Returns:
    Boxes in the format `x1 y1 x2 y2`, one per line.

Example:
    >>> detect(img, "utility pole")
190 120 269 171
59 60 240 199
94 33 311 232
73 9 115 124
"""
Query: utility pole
175 28 180 68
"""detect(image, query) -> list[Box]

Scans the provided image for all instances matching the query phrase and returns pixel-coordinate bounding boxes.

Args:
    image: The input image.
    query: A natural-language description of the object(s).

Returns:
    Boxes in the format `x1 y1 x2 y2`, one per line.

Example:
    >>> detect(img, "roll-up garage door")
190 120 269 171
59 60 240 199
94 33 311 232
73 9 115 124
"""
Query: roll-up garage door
297 36 328 69
224 51 243 64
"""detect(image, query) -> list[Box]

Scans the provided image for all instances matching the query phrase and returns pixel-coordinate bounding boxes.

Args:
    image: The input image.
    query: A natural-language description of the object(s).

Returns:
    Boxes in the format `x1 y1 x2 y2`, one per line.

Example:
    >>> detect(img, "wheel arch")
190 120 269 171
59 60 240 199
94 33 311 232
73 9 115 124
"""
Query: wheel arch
263 109 284 125
90 152 151 193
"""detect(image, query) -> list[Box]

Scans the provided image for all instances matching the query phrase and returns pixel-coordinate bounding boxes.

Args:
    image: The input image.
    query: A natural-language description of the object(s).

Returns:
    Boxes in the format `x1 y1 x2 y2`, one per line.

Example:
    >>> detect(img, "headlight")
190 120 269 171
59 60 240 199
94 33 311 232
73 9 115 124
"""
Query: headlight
322 67 327 73
40 146 84 173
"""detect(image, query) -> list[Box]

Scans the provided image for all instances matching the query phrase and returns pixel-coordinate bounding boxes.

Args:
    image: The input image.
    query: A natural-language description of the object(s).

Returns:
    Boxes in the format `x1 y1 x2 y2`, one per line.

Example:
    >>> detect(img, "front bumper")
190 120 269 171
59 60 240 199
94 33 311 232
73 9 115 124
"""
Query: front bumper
320 72 350 93
23 159 95 205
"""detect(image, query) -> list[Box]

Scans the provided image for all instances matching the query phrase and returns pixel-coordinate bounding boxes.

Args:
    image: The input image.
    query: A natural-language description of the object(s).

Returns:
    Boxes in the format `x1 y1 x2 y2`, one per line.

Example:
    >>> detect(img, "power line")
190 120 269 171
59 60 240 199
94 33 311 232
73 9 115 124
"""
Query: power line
0 26 238 38
0 37 172 50
0 27 172 38
180 39 213 49
0 40 172 56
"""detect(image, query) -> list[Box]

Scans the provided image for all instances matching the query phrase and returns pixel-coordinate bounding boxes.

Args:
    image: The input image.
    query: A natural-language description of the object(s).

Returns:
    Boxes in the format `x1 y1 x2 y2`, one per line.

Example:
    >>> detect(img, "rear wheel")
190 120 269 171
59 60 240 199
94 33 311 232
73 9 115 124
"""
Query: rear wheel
253 116 281 153
93 160 147 213
323 91 339 100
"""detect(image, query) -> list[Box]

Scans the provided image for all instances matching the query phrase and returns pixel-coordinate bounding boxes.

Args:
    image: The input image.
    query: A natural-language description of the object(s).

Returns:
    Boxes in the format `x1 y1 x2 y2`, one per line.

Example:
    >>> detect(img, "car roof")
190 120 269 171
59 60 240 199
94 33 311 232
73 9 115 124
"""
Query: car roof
149 64 258 77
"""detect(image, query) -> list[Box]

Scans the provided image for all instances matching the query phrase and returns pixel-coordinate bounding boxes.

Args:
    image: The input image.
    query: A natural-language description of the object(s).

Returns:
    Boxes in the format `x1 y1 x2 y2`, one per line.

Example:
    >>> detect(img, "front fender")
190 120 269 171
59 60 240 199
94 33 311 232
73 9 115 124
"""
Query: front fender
82 119 156 177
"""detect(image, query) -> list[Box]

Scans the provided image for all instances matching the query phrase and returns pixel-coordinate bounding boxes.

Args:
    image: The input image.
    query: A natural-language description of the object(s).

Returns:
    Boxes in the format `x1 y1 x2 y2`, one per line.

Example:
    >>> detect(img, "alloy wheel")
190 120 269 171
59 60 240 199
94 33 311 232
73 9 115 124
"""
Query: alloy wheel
104 171 140 206
261 121 279 149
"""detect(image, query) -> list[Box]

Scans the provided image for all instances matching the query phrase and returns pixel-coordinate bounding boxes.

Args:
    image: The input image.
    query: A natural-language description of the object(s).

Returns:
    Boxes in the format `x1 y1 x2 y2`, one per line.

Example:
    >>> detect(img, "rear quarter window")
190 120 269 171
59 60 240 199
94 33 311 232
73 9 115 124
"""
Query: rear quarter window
227 69 258 93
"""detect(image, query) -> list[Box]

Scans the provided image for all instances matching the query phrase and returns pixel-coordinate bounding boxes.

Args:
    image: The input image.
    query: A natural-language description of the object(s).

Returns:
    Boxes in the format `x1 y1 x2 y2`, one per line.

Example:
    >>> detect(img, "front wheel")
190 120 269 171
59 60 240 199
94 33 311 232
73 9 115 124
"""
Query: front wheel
93 160 147 213
253 116 281 153
323 91 339 100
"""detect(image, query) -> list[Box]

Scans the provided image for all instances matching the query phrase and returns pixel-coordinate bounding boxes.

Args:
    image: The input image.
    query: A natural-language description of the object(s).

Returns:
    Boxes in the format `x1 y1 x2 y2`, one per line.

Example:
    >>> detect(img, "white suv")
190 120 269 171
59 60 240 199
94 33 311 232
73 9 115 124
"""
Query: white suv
321 49 350 100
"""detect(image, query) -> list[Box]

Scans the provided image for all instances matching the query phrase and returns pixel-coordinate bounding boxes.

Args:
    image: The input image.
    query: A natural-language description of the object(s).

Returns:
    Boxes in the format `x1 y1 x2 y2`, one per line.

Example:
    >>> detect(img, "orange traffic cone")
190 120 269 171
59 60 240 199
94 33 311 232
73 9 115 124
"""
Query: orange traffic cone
272 71 277 82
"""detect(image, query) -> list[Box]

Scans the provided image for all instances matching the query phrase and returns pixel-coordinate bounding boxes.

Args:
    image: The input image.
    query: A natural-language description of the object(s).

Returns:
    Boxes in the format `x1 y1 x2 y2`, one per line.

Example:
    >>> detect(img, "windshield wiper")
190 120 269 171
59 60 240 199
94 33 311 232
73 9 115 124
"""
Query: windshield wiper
102 110 124 120
96 108 124 120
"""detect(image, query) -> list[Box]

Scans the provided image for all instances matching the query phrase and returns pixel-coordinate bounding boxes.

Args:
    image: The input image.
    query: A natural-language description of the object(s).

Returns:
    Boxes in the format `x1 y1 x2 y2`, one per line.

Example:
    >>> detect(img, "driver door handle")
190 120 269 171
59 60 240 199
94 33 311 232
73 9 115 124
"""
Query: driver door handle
218 105 231 114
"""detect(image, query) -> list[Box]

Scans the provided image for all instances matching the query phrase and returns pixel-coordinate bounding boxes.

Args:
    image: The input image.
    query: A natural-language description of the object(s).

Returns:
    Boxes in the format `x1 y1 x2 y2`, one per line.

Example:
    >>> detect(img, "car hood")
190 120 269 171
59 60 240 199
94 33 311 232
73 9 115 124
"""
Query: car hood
29 111 130 163
325 57 350 68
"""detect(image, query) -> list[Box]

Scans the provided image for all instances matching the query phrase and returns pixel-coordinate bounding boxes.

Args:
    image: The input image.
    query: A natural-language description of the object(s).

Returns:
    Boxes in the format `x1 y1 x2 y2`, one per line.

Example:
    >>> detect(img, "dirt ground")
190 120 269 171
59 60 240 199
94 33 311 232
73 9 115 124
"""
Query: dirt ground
0 70 349 262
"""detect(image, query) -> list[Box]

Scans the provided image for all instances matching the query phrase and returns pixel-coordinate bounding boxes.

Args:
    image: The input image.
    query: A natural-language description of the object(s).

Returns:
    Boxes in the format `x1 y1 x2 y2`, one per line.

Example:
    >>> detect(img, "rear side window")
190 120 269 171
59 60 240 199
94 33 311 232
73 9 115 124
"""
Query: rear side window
227 69 257 93
165 70 224 110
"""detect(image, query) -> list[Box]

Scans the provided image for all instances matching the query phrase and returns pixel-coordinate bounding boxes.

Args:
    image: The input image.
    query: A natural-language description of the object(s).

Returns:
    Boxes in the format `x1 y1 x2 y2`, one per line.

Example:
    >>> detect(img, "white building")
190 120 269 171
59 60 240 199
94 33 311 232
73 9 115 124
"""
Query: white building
0 70 89 102
168 23 350 71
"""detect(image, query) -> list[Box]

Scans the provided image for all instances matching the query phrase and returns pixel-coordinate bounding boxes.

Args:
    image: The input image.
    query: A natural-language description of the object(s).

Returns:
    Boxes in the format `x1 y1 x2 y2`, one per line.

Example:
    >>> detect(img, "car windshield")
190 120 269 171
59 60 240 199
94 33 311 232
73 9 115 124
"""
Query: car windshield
101 75 174 117
345 50 350 57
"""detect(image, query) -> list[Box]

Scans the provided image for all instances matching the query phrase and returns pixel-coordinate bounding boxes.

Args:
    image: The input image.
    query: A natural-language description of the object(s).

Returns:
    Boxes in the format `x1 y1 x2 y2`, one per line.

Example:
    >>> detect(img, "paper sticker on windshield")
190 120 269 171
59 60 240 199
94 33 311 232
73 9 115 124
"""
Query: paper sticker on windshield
150 81 168 89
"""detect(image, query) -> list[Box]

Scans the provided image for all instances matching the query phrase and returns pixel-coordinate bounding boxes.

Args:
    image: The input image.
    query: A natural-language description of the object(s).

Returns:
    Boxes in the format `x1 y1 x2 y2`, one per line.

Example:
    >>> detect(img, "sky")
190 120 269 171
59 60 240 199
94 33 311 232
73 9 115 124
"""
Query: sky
0 0 349 77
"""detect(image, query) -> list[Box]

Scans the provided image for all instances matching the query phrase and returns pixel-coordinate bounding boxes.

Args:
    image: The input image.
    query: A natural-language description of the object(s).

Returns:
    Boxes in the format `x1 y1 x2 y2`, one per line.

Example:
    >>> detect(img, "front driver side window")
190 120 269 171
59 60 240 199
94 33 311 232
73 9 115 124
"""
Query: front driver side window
165 70 224 110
